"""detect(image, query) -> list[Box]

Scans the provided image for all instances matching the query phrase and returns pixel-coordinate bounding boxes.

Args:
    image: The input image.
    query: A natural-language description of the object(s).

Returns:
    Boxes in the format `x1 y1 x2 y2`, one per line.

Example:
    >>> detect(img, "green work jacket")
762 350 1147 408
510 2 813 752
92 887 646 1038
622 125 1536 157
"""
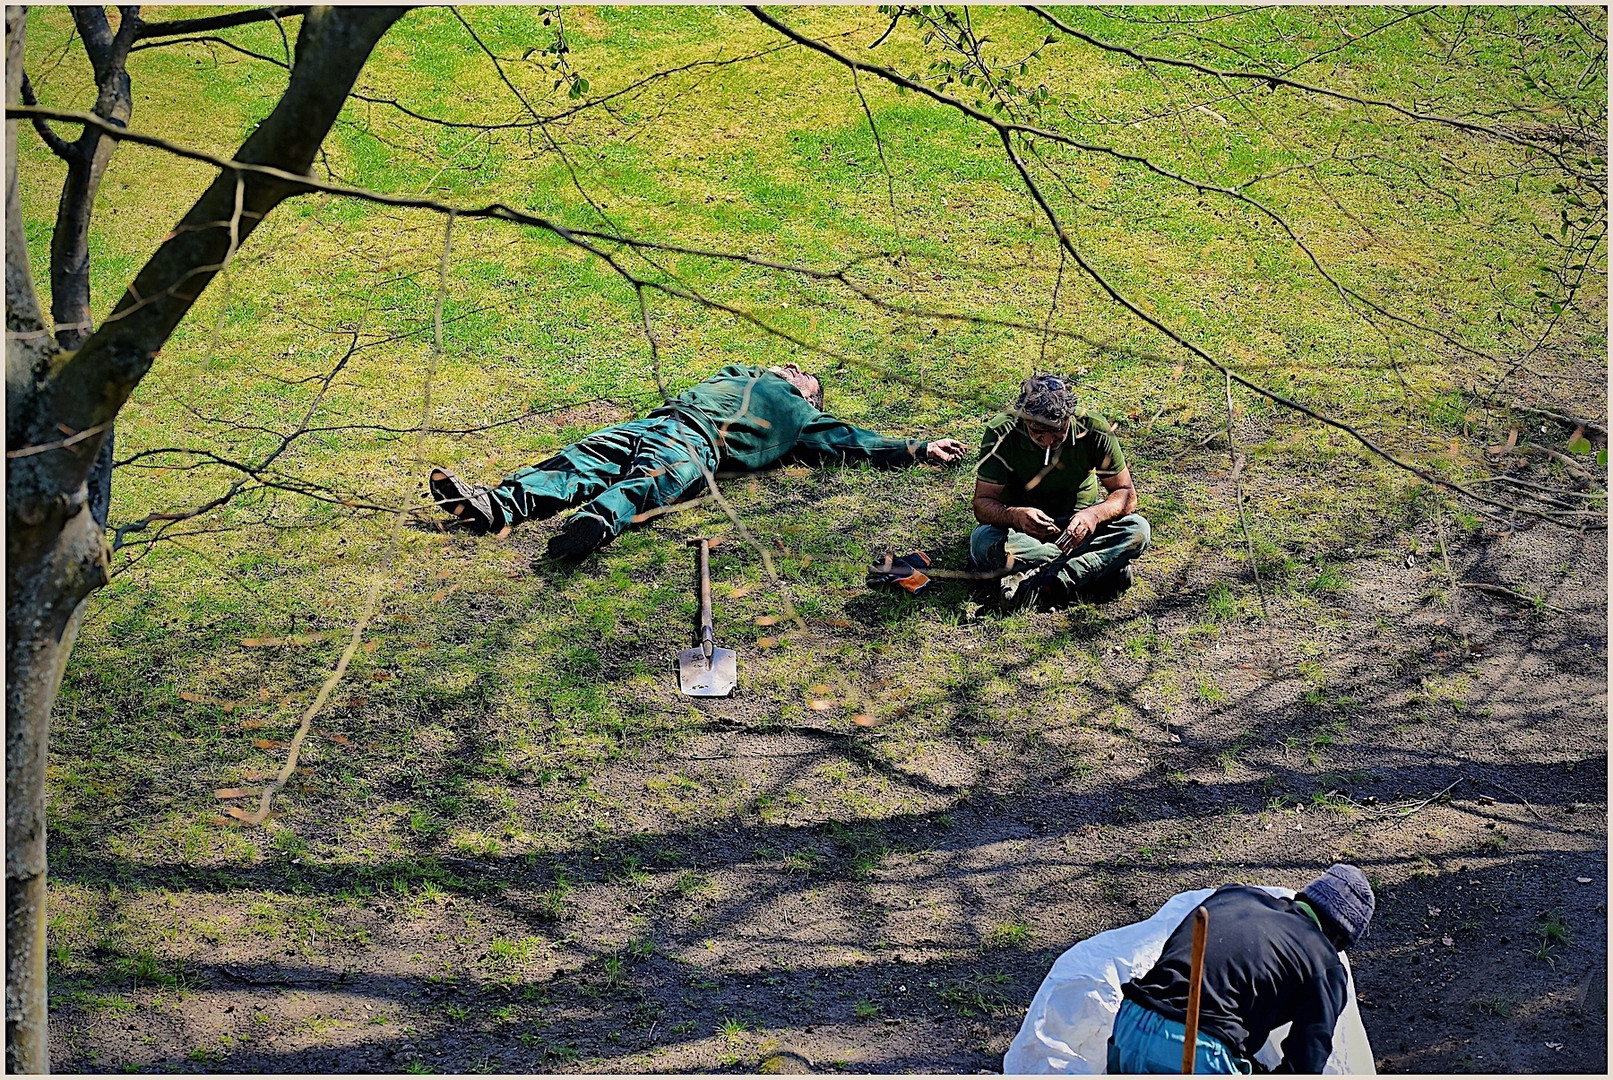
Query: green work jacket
650 365 926 471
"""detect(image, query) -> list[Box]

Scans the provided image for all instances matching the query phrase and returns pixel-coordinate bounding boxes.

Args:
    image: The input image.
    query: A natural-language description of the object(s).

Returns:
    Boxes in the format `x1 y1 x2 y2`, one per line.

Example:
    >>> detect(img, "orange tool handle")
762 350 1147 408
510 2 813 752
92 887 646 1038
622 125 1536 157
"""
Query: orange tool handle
1181 906 1209 1074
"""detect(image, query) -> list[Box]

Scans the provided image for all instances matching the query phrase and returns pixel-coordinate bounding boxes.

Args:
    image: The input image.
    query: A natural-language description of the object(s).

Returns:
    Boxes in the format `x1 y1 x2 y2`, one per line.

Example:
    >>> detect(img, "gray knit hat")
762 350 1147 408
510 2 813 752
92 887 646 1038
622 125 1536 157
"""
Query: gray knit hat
1009 374 1080 426
1300 863 1375 950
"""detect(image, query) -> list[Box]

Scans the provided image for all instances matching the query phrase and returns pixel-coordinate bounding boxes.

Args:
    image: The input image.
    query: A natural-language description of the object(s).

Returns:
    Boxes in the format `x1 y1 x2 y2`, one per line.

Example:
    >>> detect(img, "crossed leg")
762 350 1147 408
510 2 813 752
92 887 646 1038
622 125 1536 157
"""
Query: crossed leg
968 513 1152 600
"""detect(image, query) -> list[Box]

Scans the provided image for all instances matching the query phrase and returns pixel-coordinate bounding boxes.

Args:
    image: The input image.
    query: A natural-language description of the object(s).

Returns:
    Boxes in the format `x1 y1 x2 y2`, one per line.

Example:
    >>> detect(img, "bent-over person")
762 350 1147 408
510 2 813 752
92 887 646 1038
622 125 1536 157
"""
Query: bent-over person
1109 864 1375 1074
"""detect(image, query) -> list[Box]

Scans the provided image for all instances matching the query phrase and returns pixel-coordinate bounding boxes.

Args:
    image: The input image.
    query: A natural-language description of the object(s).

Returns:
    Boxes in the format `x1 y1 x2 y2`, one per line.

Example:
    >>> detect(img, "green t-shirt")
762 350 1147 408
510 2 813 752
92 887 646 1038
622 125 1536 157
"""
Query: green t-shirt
976 410 1127 516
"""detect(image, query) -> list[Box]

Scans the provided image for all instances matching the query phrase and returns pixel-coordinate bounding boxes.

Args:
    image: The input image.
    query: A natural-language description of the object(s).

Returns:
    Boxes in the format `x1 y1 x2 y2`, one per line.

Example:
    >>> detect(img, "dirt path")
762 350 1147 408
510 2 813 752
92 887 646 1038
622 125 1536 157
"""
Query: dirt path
46 519 1606 1074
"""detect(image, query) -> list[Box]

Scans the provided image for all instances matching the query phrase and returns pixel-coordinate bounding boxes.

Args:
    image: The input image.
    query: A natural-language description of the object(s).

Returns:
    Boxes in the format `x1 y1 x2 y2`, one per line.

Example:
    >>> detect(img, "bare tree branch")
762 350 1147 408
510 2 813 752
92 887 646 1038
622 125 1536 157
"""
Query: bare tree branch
18 71 71 160
1275 7 1437 79
130 34 289 68
133 6 306 42
1027 5 1600 181
746 6 1603 527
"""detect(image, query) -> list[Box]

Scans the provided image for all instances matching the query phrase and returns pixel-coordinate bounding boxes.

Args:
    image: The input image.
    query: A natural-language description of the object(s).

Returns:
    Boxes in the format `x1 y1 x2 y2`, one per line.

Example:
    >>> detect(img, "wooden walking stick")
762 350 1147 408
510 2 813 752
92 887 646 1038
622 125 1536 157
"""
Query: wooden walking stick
1181 906 1210 1074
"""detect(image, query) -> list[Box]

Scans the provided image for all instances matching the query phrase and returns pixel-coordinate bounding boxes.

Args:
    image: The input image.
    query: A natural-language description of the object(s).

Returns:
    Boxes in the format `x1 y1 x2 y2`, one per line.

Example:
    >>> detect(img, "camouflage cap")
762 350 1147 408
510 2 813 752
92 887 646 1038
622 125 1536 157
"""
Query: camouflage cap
1009 374 1079 426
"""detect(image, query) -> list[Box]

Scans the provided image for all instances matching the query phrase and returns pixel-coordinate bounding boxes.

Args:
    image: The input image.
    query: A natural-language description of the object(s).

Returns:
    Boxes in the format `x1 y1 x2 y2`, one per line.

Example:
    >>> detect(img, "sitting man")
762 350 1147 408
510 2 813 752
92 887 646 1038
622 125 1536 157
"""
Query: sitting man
969 374 1150 603
430 362 966 561
1108 864 1375 1074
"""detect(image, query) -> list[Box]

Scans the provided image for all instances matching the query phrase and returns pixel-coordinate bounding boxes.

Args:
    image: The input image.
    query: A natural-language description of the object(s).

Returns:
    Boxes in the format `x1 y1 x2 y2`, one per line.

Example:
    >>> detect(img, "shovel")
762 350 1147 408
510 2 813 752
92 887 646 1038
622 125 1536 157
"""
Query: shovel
677 538 736 697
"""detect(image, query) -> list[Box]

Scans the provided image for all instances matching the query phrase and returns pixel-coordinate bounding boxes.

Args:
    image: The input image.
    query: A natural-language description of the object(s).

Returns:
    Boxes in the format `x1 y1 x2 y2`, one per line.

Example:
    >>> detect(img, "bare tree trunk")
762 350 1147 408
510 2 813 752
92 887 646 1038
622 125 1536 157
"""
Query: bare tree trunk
5 10 61 1067
4 523 101 1076
4 7 404 1071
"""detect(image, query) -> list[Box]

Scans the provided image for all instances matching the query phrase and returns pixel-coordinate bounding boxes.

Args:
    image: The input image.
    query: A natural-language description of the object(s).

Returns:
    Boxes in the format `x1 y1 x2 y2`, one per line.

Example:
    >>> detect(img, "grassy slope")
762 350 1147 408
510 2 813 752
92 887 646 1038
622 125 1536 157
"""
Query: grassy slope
18 5 1605 1072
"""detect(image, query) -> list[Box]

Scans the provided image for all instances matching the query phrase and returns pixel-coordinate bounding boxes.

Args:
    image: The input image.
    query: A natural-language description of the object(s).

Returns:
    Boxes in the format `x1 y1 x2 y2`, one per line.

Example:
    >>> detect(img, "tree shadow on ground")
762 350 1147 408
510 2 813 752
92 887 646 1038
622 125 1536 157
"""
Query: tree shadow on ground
47 841 1606 1074
45 501 1607 1074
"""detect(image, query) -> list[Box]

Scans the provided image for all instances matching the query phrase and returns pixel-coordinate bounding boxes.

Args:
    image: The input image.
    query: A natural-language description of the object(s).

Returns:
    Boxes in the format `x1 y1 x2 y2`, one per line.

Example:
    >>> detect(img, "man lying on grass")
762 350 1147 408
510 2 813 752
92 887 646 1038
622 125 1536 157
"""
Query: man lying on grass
968 374 1151 604
1108 863 1375 1074
430 363 967 561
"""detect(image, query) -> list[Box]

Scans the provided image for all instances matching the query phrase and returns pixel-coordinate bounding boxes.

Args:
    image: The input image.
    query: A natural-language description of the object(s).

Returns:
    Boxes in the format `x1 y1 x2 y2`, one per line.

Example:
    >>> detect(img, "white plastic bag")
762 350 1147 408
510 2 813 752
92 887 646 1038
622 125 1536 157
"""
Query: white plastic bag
1002 887 1375 1075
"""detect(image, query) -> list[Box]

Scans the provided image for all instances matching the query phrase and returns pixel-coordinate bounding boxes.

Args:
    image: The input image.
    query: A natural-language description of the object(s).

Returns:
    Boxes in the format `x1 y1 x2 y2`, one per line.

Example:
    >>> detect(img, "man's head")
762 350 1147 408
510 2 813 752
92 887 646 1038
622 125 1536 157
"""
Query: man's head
770 363 824 410
1009 374 1080 449
1298 863 1375 951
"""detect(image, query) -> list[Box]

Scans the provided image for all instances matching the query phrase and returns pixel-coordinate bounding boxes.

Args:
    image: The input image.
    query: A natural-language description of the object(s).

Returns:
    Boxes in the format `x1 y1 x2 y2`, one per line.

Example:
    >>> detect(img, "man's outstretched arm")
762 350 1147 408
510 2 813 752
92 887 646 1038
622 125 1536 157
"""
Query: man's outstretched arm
794 414 965 467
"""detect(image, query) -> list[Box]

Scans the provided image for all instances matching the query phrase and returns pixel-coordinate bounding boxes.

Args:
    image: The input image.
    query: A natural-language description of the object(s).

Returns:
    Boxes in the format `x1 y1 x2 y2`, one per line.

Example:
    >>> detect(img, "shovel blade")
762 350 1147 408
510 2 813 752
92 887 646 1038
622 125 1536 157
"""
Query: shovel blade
678 646 737 697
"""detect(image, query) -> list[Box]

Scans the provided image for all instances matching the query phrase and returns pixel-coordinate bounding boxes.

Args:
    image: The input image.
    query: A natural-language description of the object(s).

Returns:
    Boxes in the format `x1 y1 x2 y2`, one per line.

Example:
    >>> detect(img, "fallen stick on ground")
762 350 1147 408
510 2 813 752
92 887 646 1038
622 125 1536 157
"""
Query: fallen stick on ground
1365 778 1462 827
1518 444 1599 485
1496 400 1607 437
632 495 715 523
1399 778 1462 814
1457 580 1568 614
1483 780 1548 822
1169 427 1224 464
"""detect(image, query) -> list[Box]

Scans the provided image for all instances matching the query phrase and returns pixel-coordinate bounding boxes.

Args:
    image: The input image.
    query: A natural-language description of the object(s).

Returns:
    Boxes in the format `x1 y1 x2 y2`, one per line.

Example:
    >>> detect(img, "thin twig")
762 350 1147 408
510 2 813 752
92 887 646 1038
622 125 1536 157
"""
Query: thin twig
129 34 287 66
1483 779 1547 822
203 173 246 367
1040 247 1067 366
1224 371 1269 623
1375 778 1462 823
1169 426 1225 464
228 212 455 826
1432 500 1469 648
6 421 113 459
630 495 714 524
1457 580 1567 615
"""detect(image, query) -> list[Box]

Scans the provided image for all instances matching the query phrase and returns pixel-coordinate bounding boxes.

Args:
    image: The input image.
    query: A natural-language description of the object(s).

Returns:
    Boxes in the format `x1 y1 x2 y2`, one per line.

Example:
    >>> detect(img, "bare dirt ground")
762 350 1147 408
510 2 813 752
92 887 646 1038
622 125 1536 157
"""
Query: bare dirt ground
46 496 1606 1075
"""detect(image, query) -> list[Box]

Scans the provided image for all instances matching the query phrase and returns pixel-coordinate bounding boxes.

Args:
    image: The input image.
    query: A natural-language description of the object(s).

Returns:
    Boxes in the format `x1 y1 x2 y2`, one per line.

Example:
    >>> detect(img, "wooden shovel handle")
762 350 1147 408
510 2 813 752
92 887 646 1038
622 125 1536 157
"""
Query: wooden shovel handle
1182 906 1209 1074
692 538 713 653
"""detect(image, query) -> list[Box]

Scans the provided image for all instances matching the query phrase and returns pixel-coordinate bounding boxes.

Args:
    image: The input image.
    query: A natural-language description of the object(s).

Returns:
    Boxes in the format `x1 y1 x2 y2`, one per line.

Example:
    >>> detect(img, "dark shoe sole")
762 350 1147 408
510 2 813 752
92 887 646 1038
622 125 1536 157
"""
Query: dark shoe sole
428 468 497 533
546 514 611 563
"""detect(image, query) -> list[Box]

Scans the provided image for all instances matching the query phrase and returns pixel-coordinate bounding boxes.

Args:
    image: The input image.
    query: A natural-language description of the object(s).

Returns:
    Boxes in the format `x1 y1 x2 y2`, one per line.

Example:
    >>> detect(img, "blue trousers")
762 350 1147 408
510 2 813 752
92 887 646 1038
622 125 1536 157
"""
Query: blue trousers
968 513 1151 590
1106 999 1251 1075
486 416 717 540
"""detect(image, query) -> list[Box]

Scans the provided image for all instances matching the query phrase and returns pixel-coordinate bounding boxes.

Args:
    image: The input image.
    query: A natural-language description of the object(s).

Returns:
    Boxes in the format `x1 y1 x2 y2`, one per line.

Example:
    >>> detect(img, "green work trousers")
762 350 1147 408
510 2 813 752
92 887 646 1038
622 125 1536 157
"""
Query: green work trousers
968 513 1151 591
487 416 717 539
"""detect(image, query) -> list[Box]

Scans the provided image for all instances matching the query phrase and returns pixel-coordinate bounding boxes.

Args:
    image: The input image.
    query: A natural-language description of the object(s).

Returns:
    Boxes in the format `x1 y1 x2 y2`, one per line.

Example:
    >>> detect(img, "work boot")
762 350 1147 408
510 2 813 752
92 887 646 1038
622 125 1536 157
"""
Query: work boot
546 513 611 563
998 567 1036 606
428 468 501 534
1078 563 1135 604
